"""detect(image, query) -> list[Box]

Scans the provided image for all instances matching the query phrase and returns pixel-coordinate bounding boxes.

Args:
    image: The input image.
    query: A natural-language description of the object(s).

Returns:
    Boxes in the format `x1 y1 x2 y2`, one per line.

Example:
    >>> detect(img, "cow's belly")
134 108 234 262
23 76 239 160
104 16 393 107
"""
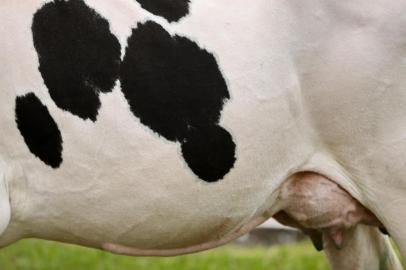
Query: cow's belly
0 0 315 250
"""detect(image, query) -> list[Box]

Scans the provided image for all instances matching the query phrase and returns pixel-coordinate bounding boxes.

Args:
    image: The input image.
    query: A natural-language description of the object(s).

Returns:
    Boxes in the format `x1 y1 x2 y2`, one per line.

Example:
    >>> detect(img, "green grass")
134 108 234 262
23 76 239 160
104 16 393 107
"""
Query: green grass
0 240 329 270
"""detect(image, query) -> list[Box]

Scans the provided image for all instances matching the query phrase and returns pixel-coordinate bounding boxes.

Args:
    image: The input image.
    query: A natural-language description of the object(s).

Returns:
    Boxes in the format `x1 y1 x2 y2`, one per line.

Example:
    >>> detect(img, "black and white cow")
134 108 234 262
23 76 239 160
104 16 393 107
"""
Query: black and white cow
0 0 405 269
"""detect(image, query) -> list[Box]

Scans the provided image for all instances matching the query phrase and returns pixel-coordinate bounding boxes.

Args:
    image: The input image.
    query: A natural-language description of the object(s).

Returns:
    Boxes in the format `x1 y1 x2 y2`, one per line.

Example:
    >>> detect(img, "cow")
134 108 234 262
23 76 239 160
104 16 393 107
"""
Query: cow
0 0 405 269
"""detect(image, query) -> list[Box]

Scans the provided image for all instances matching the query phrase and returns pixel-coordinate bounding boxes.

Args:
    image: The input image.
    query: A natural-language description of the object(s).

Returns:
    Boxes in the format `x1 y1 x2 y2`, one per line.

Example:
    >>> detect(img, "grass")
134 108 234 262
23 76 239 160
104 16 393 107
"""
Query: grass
0 240 329 270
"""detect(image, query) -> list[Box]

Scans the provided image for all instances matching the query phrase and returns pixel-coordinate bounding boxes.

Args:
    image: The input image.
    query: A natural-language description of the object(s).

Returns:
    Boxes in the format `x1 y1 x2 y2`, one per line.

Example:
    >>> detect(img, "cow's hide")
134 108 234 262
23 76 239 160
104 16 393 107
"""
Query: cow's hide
1 0 406 266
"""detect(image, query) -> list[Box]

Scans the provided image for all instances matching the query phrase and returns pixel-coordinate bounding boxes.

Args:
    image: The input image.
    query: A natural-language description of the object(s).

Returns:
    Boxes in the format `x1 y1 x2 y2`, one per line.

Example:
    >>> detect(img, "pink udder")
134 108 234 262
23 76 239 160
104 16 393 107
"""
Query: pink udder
275 172 382 250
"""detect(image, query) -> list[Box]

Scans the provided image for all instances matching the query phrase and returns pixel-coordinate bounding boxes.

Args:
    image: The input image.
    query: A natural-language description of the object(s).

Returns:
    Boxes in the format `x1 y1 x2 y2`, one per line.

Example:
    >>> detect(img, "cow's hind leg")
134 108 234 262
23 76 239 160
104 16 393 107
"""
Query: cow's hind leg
275 172 402 270
374 200 406 265
324 225 401 270
0 167 10 237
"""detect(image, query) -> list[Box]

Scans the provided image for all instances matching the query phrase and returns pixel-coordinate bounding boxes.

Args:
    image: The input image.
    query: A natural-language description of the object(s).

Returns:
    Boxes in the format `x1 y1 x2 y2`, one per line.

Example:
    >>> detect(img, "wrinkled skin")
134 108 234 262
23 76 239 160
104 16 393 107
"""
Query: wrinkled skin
276 172 383 249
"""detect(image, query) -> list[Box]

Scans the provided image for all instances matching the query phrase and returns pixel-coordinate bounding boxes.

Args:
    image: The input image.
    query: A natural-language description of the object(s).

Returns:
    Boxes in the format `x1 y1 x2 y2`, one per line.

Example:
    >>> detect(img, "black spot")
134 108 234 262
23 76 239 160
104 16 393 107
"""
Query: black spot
15 93 63 168
181 126 236 182
32 0 121 121
121 21 230 141
120 21 236 182
135 0 190 22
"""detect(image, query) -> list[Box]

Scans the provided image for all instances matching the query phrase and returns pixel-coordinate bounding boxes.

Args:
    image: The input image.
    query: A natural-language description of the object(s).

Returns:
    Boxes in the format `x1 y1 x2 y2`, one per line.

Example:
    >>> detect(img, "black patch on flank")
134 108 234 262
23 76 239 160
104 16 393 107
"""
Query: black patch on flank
15 93 63 168
32 0 121 121
135 0 190 22
181 126 236 182
120 21 236 182
121 21 230 142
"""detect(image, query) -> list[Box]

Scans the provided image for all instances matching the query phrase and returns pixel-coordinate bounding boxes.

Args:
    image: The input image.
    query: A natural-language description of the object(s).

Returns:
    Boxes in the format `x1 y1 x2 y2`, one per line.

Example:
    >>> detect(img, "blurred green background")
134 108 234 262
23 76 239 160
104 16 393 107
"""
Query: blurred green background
1 238 404 270
0 240 329 270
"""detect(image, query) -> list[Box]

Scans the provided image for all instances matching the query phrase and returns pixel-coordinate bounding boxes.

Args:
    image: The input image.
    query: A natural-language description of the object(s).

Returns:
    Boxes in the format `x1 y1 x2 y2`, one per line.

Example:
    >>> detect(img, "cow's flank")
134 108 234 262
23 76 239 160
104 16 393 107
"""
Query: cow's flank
120 21 236 182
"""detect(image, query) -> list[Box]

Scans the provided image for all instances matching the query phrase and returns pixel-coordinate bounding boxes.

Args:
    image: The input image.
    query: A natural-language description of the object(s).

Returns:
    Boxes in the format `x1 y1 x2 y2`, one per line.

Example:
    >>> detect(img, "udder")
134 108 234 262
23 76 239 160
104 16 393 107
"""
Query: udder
274 172 384 250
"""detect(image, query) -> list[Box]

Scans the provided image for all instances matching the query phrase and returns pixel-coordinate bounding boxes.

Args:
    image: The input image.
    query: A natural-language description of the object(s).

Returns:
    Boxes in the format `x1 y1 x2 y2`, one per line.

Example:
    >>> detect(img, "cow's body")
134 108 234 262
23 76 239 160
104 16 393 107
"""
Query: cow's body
1 0 406 268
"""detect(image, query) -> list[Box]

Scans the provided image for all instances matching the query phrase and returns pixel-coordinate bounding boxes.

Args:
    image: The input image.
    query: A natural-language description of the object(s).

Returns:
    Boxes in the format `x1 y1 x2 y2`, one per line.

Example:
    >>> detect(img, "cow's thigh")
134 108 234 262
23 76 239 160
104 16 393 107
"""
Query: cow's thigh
324 226 402 270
